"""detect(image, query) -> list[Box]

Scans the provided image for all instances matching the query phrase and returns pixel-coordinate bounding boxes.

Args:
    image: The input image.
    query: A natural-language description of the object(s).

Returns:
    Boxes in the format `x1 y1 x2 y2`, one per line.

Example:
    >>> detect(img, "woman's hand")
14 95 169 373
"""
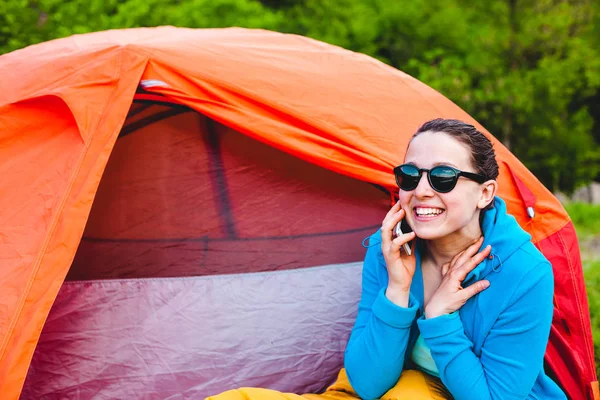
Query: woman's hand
381 201 417 307
425 237 492 319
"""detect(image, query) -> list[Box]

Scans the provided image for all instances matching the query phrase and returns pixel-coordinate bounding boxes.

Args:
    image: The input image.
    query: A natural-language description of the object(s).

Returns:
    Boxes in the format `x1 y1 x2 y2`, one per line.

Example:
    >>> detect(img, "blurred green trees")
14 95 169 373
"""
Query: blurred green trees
1 0 599 193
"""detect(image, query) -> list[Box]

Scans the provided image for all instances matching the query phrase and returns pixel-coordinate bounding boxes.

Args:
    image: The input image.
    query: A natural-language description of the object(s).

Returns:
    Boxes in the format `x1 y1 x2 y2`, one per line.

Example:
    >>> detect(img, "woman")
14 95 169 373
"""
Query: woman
207 119 566 400
343 118 566 399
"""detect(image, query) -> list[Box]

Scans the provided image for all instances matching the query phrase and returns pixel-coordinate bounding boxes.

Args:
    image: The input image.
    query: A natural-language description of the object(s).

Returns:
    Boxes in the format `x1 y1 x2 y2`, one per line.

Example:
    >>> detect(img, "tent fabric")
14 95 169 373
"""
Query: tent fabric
66 102 387 280
22 262 363 399
0 27 596 399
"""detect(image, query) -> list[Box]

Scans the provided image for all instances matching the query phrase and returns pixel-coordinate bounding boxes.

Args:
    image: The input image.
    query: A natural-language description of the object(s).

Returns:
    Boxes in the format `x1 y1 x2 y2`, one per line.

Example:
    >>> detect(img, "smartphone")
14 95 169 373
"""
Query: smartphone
393 219 413 256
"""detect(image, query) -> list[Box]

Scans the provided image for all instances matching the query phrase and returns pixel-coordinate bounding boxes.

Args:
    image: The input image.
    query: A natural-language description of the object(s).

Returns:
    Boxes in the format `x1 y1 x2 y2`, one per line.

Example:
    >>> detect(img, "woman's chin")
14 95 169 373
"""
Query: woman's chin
413 227 445 241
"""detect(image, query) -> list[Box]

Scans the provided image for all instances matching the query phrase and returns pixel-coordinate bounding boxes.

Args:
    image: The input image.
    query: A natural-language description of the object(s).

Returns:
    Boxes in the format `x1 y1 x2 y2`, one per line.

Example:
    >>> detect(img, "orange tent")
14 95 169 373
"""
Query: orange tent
0 27 596 399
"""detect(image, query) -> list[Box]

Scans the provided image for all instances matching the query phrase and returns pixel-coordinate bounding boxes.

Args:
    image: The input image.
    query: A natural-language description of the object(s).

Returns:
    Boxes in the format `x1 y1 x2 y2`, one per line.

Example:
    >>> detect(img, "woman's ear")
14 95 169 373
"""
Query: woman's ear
478 180 498 209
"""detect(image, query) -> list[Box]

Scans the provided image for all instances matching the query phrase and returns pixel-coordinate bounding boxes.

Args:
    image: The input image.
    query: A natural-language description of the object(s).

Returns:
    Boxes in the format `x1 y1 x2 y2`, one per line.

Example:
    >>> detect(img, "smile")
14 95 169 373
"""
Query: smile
414 207 445 218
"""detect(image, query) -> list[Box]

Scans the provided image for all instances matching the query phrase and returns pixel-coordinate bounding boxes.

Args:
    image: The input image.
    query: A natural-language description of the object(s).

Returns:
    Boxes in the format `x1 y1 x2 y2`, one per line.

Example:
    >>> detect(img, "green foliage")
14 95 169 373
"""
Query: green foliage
1 0 599 193
273 0 381 55
110 0 283 30
565 202 600 240
584 260 600 378
0 0 51 53
0 0 283 54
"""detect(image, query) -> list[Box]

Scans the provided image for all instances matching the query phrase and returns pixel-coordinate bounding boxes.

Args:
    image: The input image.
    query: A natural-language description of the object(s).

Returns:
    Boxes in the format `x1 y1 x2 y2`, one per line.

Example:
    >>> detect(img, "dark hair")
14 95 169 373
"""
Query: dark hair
412 118 499 181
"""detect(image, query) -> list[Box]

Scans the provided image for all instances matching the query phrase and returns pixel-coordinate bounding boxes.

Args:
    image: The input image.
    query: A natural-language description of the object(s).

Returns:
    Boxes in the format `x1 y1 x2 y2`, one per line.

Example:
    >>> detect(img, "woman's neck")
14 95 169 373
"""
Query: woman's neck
423 223 483 269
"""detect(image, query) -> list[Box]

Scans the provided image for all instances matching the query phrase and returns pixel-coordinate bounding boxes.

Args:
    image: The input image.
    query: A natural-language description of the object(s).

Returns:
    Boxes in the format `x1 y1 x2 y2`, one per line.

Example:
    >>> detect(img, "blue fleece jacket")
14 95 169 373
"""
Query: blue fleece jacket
344 197 566 400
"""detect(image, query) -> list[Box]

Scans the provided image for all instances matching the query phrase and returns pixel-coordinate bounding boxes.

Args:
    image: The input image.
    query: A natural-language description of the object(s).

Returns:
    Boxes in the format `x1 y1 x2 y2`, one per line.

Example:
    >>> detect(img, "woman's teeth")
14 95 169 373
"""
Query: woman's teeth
415 207 444 216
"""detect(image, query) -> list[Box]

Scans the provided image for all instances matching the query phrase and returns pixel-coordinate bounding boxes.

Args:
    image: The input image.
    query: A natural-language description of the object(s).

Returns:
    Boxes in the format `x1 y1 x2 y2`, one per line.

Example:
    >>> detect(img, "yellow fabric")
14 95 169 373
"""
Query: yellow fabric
206 369 448 400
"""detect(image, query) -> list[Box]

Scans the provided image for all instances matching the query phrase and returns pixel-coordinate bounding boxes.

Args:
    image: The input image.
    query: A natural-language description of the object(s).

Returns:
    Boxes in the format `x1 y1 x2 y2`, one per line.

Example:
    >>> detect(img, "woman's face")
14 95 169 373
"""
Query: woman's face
399 131 485 241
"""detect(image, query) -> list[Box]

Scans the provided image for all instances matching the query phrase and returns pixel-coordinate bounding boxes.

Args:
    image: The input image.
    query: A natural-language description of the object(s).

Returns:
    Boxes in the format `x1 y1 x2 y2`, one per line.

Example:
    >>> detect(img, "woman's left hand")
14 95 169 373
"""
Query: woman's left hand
425 237 492 319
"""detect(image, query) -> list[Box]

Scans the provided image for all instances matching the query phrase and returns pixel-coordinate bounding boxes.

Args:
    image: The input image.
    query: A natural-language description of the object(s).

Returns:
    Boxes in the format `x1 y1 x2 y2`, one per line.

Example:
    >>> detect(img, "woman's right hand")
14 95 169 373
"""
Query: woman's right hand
381 201 417 307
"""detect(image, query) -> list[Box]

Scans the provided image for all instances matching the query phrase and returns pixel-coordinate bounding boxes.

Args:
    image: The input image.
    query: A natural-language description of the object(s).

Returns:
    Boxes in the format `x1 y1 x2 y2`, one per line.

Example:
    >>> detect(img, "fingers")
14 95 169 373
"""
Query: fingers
382 206 404 231
383 200 402 221
448 249 465 269
381 206 406 246
450 237 484 269
461 279 490 300
451 244 492 282
441 262 450 276
390 232 416 254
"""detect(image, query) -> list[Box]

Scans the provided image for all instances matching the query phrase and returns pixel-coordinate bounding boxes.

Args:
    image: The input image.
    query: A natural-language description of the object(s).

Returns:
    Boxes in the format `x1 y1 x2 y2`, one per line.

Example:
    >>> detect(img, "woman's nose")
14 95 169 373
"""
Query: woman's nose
414 172 434 198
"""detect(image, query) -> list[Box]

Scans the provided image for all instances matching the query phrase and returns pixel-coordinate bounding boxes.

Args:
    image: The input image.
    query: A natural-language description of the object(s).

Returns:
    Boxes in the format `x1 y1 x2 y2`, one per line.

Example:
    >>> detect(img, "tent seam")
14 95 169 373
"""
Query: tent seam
0 125 89 368
533 216 571 246
85 46 133 148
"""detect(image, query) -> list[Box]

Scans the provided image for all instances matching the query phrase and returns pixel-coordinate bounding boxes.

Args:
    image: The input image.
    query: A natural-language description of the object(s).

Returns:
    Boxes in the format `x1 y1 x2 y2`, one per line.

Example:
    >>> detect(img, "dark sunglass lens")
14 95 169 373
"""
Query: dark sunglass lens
429 166 458 192
397 165 420 190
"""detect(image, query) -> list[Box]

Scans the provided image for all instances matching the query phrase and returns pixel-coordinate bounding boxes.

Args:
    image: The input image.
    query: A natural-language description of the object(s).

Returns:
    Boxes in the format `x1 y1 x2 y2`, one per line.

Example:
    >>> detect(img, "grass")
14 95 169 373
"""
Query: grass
564 202 600 379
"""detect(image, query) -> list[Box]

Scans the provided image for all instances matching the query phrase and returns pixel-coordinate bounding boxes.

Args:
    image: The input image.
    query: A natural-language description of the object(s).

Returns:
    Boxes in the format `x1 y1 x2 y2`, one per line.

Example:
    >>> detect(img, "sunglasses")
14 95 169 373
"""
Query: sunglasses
394 164 487 193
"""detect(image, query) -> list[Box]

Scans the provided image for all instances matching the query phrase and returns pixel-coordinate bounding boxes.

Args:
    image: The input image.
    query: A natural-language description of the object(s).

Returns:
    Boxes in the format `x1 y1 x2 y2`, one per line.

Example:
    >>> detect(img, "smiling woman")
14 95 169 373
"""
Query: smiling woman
343 119 566 399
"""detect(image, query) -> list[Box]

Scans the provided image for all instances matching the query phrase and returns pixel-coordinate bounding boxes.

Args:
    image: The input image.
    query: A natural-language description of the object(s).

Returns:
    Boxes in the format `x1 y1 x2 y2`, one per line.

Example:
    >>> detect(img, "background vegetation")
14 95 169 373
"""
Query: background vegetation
2 0 600 378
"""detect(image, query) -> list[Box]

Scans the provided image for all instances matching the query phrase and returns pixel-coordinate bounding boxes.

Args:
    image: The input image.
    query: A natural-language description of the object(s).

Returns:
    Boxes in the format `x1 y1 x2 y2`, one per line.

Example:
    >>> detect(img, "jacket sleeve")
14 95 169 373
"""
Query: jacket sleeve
344 232 419 400
417 262 555 400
